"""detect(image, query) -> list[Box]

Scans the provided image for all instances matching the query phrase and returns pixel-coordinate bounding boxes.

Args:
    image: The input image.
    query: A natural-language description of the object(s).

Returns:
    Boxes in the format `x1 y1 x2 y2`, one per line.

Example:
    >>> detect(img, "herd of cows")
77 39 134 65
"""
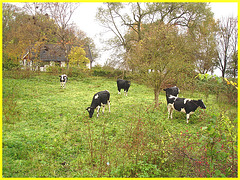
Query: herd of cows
59 74 206 123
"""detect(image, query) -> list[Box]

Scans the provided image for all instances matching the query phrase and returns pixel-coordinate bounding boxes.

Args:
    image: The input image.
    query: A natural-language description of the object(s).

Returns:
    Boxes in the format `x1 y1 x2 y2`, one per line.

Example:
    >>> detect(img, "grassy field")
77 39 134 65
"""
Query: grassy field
2 74 238 177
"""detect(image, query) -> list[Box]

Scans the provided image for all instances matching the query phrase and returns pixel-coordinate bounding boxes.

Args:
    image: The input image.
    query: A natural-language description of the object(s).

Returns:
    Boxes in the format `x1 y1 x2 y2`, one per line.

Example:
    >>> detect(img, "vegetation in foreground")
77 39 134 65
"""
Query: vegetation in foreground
2 73 238 177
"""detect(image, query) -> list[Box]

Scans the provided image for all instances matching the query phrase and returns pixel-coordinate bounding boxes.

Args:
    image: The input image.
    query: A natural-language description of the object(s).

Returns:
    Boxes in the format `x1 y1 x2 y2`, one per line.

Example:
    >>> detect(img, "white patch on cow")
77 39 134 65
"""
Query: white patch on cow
184 99 190 104
118 91 121 94
94 94 99 99
180 108 186 113
169 95 177 101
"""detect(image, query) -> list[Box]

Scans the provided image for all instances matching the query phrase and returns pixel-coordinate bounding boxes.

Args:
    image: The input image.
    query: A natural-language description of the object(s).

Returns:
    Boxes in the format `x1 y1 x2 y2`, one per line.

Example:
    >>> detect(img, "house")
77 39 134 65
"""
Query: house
21 44 93 71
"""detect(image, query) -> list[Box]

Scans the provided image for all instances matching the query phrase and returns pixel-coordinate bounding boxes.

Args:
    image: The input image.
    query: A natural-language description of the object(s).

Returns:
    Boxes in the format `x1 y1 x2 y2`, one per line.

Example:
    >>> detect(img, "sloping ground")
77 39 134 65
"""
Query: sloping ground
2 75 237 177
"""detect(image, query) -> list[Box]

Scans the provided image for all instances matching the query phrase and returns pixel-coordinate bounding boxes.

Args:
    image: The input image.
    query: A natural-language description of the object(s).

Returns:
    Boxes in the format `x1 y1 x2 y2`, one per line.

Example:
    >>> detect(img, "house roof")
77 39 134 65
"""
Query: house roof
40 44 67 62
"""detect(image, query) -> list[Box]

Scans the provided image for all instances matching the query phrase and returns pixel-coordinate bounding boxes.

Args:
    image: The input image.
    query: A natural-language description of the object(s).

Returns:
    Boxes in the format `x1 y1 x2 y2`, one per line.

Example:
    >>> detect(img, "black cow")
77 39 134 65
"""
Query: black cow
59 74 68 88
167 97 206 123
117 79 131 96
86 90 110 118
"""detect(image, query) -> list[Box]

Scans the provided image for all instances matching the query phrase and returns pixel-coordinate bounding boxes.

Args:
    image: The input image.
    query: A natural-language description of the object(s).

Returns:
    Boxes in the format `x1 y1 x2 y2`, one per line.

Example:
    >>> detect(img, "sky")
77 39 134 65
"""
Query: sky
72 2 238 66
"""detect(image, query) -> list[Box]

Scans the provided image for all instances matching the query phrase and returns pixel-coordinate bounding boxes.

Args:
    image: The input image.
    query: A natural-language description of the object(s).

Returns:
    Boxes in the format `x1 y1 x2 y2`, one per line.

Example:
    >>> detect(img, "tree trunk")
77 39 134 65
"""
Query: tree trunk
154 89 160 108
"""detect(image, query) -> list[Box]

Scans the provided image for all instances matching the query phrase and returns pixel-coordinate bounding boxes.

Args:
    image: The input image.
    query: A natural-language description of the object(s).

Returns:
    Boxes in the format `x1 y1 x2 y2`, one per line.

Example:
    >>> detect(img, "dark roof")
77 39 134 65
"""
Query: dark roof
40 44 68 62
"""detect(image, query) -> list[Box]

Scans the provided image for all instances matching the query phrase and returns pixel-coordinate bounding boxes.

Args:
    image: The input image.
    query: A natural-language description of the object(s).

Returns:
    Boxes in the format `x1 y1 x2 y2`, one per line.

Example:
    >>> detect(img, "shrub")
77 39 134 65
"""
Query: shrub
67 67 92 78
196 74 237 106
167 112 237 177
3 68 36 79
92 66 123 78
2 53 20 71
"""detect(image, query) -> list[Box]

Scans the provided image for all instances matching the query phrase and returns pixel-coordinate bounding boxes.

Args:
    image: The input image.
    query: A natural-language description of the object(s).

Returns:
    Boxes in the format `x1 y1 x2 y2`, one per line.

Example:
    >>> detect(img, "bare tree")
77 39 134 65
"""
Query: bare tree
216 17 238 78
46 3 79 68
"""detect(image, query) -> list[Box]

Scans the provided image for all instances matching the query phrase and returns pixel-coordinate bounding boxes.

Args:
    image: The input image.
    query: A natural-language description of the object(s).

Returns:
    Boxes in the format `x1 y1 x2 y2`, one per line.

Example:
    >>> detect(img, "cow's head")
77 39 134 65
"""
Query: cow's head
163 86 179 97
86 107 94 118
197 100 206 109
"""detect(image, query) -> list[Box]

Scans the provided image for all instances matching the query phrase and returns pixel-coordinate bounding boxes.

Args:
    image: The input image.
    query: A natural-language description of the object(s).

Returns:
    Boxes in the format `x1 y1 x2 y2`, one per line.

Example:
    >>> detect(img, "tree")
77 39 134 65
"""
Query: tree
46 3 79 68
190 17 218 74
96 2 214 69
3 3 57 69
3 3 97 71
216 17 238 78
68 46 90 68
129 22 190 107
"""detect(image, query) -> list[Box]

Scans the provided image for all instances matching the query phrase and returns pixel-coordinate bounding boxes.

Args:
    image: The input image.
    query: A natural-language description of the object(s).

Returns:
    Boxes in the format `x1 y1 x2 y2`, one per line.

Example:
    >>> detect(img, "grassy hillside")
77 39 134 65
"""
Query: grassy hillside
2 74 238 177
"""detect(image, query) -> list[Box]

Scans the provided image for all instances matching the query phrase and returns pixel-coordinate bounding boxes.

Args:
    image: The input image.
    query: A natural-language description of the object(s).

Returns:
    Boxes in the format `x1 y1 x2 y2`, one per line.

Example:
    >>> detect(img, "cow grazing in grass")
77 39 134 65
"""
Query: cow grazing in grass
167 97 206 123
117 79 131 96
86 90 110 118
59 74 68 88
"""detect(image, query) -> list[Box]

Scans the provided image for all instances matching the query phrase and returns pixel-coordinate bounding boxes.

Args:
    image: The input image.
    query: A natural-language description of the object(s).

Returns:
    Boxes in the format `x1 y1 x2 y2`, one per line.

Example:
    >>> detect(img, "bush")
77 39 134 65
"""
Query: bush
3 68 36 79
46 66 92 78
196 74 238 106
2 53 20 71
92 66 123 78
167 112 237 177
67 67 92 78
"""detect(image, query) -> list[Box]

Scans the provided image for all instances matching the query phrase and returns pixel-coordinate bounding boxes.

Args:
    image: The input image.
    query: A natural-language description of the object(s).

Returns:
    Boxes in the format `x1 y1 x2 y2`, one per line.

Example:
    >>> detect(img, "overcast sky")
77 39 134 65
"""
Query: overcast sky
71 2 238 65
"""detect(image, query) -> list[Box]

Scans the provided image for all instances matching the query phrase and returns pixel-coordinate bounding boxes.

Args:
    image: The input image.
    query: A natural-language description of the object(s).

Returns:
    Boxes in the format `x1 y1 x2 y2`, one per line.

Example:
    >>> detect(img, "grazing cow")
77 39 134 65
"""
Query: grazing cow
117 79 131 96
86 90 110 118
163 86 180 97
59 74 68 88
167 97 206 123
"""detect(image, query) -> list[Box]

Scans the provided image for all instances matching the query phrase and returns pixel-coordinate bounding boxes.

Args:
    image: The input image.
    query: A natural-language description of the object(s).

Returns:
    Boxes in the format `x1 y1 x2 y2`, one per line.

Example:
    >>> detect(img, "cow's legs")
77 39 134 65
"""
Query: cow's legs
167 104 173 119
186 114 190 123
107 100 111 113
102 104 105 114
117 87 121 94
61 82 66 88
96 106 101 117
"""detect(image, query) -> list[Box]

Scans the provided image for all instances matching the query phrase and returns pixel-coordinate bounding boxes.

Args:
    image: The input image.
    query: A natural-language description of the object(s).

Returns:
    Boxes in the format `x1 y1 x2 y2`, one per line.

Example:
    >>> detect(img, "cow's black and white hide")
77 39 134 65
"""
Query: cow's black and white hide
59 74 68 88
86 90 110 118
117 79 131 96
167 96 206 123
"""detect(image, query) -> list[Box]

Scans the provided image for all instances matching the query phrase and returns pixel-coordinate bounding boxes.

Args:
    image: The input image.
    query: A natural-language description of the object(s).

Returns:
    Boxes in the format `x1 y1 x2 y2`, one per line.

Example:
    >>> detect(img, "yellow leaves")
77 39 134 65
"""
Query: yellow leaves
224 78 238 89
68 46 90 68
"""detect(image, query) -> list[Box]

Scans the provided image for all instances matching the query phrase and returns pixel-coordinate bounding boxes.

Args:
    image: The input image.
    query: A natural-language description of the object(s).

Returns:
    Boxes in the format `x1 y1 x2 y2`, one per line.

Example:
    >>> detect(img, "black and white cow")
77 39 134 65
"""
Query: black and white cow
86 90 111 118
59 74 68 88
117 79 131 96
167 96 206 123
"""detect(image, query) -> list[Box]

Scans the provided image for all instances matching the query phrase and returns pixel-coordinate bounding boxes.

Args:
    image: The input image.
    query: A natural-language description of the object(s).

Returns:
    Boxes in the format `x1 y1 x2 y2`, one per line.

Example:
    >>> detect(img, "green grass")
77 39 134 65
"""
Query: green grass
2 74 238 177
